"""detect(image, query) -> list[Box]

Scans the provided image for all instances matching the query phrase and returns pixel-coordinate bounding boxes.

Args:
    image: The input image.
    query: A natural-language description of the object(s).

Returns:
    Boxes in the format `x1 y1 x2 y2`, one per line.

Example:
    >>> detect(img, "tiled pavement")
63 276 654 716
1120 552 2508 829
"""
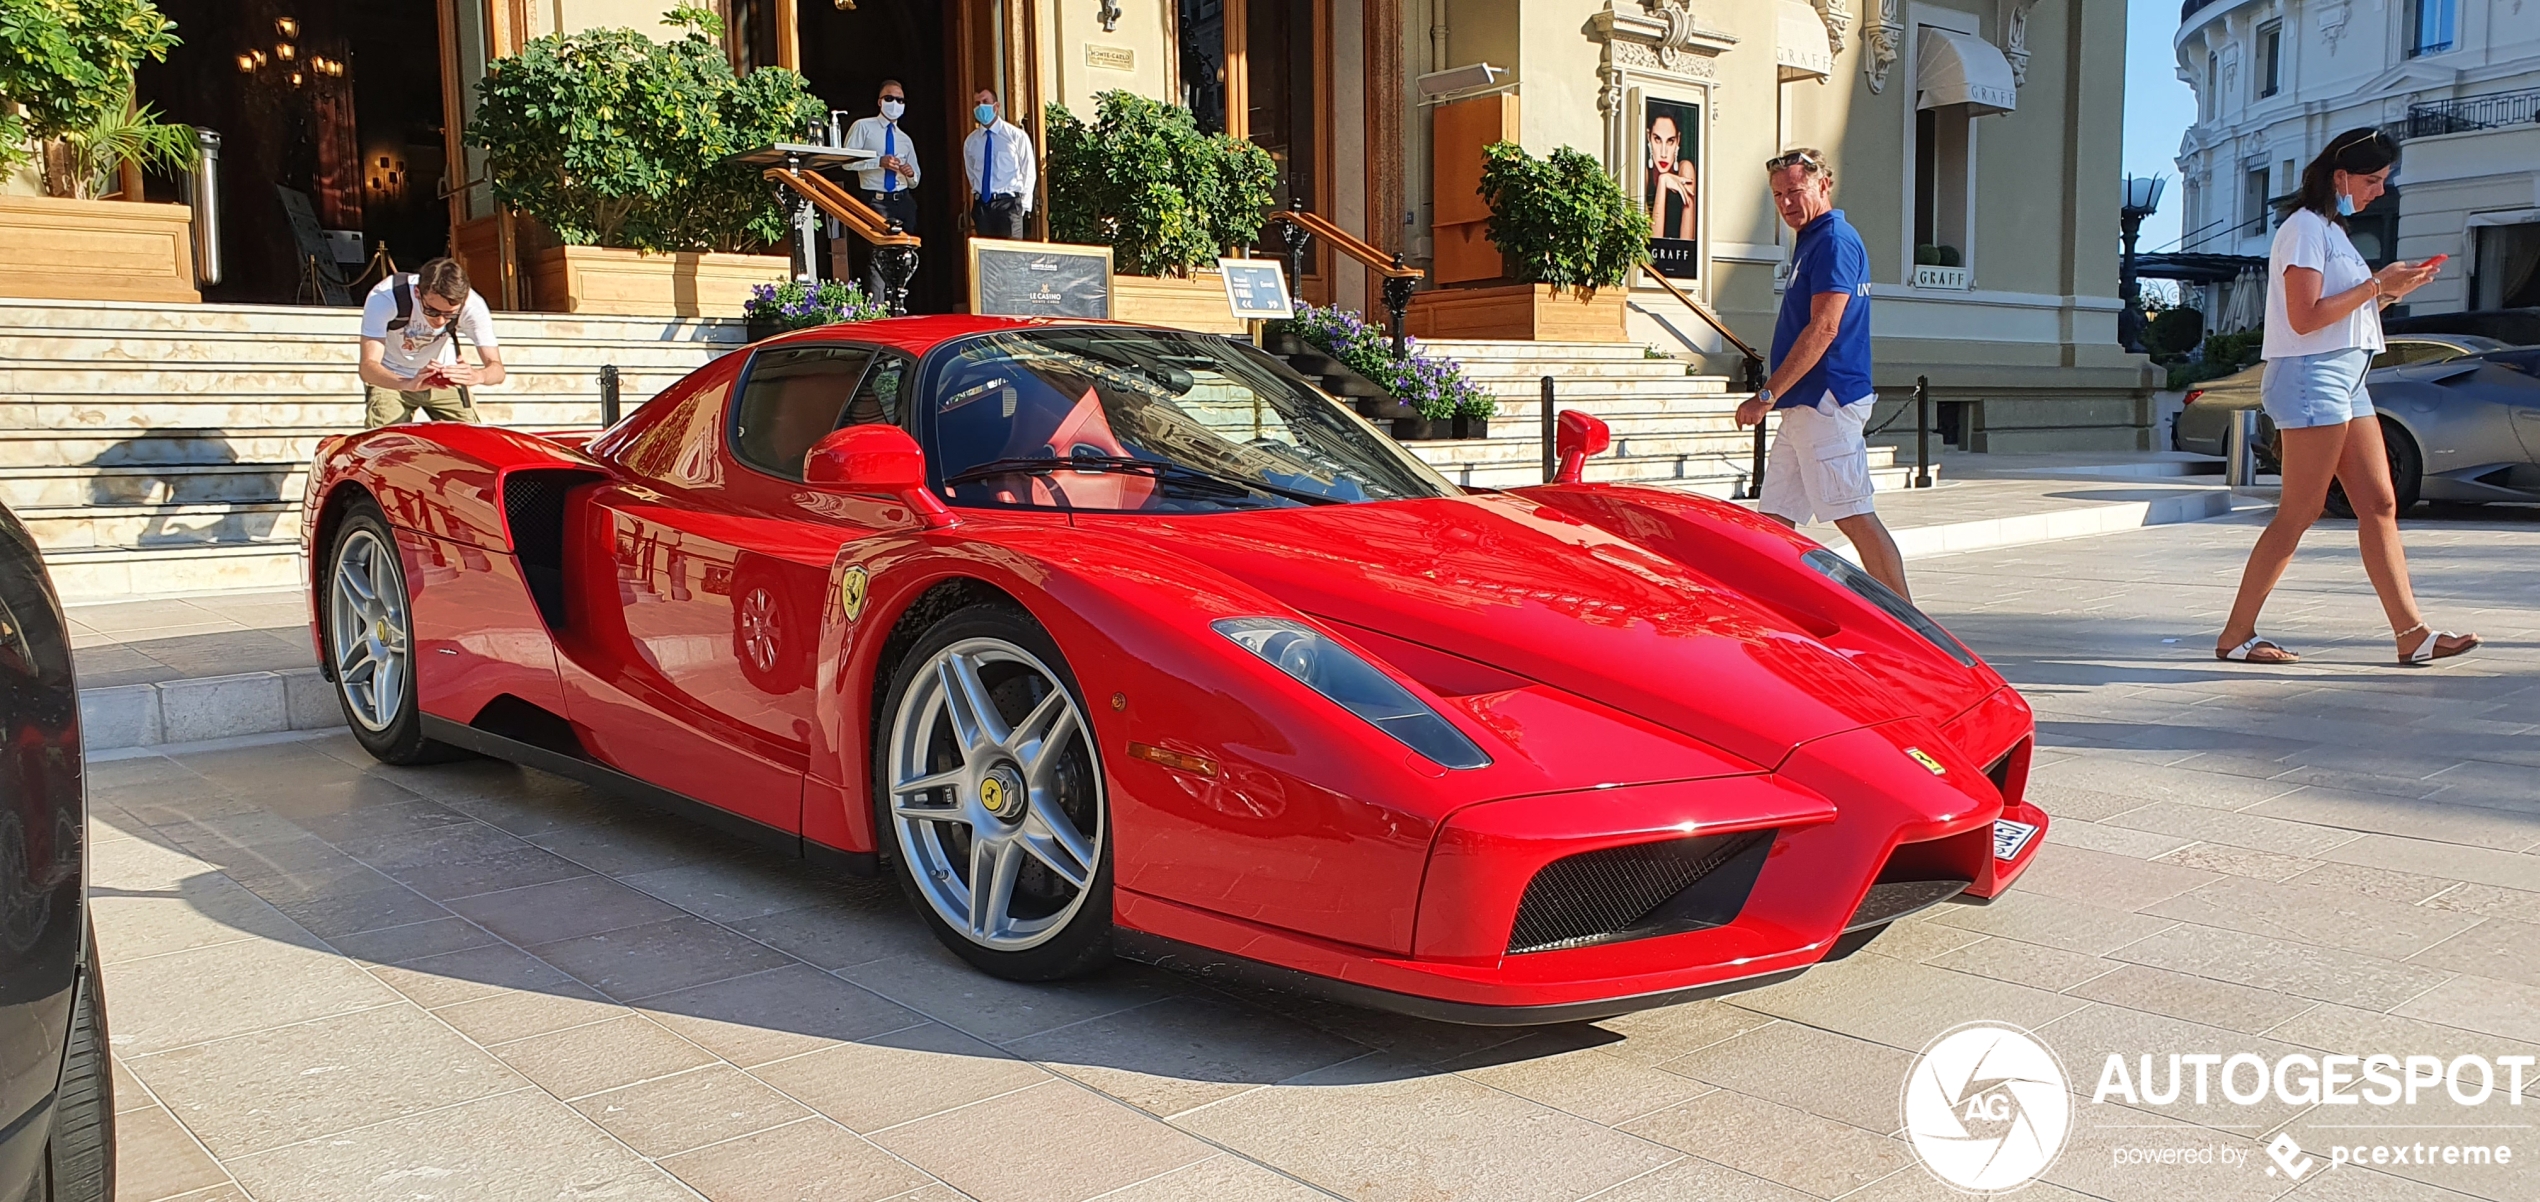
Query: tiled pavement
88 506 2539 1202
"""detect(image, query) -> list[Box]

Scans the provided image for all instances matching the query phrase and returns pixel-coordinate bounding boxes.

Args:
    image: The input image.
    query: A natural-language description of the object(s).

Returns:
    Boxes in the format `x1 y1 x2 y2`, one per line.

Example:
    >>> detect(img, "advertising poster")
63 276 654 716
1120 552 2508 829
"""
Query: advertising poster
1642 95 1701 280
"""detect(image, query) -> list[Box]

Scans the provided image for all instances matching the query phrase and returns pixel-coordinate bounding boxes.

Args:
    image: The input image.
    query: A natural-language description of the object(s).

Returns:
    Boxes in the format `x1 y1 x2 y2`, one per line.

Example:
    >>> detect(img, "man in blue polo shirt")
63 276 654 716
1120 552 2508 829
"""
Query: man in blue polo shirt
1736 147 1909 599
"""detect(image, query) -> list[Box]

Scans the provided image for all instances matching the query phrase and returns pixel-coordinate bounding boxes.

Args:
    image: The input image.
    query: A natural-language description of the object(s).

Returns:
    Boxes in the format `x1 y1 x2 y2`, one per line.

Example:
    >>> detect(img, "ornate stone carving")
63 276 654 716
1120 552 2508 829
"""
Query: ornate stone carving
2317 0 2351 52
2002 0 2039 88
1863 0 1905 94
1813 0 1850 55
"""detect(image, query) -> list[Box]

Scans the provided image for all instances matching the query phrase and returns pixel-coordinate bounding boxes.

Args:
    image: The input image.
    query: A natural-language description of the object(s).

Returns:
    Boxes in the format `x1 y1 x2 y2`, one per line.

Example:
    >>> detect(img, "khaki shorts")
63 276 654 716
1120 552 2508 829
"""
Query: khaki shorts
364 384 476 429
1759 392 1878 526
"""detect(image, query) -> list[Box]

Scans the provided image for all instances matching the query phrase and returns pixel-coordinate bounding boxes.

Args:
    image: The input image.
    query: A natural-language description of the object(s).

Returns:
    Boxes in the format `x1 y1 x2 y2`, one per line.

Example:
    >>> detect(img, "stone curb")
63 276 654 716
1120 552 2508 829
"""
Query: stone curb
81 667 341 752
1826 488 2238 564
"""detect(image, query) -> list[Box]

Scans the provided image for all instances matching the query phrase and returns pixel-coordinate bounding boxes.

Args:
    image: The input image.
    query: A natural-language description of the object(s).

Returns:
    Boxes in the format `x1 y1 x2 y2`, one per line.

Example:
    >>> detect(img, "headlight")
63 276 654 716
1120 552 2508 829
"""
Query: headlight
1802 549 1976 666
1213 617 1492 770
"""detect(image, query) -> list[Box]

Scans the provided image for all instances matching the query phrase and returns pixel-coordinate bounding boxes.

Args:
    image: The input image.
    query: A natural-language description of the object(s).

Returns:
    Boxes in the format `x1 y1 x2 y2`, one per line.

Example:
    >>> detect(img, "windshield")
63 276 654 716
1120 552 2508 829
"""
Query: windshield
919 327 1459 512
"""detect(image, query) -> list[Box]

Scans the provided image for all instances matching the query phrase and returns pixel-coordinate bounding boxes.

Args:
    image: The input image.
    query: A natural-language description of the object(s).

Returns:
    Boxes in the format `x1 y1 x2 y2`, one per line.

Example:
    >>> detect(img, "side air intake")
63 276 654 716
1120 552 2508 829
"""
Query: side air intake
501 469 599 633
1506 830 1775 955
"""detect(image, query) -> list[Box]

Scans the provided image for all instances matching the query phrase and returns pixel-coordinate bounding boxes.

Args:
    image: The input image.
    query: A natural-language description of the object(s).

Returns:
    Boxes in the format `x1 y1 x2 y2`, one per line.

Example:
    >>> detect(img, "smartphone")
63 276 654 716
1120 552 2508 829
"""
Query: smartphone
2422 254 2449 270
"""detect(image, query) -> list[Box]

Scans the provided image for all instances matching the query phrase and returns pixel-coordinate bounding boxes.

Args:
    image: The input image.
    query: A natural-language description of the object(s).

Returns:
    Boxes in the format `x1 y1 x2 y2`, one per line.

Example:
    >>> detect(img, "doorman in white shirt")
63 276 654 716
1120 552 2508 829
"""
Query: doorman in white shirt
843 79 920 297
964 90 1036 240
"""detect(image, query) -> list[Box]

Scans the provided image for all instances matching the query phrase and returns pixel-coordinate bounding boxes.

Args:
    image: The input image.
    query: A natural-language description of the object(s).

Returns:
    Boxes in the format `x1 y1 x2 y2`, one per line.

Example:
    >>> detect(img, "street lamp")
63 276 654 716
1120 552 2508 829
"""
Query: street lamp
2118 173 2166 353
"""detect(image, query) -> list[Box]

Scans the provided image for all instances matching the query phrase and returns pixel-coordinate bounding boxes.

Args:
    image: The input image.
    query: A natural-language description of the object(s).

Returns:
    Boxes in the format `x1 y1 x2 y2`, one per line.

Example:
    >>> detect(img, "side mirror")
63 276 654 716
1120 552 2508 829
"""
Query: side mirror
1554 410 1612 484
804 425 957 527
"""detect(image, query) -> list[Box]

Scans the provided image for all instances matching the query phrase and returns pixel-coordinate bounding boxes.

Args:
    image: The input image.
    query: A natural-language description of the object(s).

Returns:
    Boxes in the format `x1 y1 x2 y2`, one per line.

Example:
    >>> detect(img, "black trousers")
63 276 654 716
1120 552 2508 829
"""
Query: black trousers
861 189 919 302
971 194 1026 240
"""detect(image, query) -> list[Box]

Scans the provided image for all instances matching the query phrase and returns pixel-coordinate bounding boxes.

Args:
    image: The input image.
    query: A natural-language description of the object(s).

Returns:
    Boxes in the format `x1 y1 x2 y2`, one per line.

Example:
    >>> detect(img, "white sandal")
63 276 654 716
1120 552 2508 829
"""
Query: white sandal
2396 624 2479 665
2217 636 2298 663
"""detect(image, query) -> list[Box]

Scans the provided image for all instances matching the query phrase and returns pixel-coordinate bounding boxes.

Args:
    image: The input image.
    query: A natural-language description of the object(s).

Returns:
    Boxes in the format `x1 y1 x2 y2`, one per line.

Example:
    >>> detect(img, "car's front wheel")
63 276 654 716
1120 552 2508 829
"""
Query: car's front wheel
876 604 1112 981
324 498 462 764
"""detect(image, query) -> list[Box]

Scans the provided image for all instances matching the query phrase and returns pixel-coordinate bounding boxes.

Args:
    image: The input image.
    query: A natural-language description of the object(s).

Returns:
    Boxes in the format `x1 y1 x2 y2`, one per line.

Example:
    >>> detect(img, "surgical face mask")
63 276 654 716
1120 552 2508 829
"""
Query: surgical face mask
2335 192 2357 217
880 99 905 120
974 103 997 125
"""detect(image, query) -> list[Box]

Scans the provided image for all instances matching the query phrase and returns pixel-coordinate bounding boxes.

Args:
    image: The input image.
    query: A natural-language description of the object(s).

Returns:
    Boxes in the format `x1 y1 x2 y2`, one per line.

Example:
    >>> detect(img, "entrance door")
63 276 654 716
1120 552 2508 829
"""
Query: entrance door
138 0 452 305
1176 0 1327 301
797 2 960 314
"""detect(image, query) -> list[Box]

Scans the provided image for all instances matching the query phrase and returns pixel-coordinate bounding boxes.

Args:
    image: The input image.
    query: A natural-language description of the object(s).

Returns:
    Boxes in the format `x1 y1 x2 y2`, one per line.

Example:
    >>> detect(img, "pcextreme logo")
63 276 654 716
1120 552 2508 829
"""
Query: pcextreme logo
1902 1023 2073 1191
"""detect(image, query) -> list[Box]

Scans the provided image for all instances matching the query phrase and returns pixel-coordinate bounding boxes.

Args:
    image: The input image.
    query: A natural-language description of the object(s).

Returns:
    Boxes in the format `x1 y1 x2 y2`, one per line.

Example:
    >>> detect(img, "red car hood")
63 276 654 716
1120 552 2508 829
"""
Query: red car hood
1086 494 1931 770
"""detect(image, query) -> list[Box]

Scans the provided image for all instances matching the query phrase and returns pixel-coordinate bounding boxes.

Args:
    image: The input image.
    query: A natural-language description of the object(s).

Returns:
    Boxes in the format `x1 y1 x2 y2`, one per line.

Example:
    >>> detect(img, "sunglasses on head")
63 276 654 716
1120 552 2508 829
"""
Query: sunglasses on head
1765 149 1826 174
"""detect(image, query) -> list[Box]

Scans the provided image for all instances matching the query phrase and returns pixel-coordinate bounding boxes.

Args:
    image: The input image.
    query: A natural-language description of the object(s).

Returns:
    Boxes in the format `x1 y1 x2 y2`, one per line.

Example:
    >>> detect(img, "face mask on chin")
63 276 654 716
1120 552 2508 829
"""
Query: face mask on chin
2335 192 2357 217
880 100 905 120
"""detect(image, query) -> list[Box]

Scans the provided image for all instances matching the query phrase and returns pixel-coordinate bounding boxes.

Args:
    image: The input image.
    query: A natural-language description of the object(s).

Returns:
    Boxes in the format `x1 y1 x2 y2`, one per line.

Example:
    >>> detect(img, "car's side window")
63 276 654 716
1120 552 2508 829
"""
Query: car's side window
842 351 912 429
731 345 877 480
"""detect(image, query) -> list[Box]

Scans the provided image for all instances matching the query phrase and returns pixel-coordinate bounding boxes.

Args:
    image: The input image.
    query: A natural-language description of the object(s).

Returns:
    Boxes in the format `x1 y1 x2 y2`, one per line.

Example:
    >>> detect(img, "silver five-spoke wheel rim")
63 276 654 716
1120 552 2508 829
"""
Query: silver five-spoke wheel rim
329 527 410 733
888 637 1101 951
739 587 779 672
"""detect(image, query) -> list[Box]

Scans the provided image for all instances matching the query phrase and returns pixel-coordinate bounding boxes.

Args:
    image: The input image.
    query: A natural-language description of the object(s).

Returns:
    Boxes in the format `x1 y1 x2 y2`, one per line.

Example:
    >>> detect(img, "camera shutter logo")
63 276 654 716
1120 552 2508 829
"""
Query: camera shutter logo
1904 1023 2072 1191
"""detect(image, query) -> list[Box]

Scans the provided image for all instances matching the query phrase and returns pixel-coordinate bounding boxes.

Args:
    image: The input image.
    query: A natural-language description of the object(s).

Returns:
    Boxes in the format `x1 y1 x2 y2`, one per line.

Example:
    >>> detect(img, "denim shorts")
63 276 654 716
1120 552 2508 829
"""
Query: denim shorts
2259 348 2375 430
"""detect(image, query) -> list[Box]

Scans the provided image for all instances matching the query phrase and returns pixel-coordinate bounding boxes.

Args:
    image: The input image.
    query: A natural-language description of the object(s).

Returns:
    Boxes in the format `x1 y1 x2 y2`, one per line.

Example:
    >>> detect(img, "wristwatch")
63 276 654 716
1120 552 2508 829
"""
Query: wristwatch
1755 389 1775 408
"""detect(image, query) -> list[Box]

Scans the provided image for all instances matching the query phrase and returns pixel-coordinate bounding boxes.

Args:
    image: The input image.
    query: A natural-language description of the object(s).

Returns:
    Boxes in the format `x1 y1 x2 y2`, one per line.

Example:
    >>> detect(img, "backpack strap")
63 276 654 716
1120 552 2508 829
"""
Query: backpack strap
386 274 415 331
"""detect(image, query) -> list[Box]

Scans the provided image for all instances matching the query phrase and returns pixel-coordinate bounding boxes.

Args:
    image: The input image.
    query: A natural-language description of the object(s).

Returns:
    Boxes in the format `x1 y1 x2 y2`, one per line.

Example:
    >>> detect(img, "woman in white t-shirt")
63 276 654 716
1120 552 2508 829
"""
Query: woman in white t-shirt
2215 128 2474 665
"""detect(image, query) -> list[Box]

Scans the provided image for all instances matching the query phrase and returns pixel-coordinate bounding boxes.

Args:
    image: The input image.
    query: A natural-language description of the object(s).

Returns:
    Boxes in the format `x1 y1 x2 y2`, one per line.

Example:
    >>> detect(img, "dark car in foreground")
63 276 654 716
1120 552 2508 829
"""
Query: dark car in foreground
2174 335 2540 515
0 502 111 1202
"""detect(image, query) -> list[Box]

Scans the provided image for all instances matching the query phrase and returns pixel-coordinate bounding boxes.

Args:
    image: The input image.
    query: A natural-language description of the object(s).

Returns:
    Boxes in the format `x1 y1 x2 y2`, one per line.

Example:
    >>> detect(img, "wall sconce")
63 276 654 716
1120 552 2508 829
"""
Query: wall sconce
277 42 295 61
831 0 856 8
236 52 255 72
276 17 297 37
1097 0 1121 31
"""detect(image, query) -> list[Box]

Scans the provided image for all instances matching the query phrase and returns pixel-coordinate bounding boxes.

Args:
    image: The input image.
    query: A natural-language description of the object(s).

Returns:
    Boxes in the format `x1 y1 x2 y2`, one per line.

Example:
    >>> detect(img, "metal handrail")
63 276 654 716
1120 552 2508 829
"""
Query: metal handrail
1638 268 1769 500
1264 200 1424 355
762 166 920 248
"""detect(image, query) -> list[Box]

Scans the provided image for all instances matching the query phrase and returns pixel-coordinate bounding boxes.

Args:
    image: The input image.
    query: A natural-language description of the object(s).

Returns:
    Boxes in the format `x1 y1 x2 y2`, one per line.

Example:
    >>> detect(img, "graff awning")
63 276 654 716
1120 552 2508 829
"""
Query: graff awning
1776 2 1833 82
1917 28 2016 116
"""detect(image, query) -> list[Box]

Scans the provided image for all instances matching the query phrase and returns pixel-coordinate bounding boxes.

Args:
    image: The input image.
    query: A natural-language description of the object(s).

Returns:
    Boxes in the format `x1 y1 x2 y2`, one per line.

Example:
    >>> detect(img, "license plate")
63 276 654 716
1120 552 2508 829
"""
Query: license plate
1993 819 2040 860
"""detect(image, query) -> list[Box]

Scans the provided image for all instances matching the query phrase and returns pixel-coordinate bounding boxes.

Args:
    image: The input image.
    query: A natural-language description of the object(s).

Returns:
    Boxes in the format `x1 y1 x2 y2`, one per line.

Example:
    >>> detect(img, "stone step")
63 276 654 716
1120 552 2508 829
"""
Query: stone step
1413 339 1671 362
20 500 301 552
0 297 748 341
40 540 305 599
0 400 627 433
1412 430 1796 468
1439 455 1929 493
0 463 311 509
2 364 704 397
0 340 737 372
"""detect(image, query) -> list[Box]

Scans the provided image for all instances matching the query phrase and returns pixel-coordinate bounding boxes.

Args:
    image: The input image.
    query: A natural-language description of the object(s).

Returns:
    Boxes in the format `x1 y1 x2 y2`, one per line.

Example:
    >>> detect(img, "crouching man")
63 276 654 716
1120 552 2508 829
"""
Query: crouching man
358 256 504 428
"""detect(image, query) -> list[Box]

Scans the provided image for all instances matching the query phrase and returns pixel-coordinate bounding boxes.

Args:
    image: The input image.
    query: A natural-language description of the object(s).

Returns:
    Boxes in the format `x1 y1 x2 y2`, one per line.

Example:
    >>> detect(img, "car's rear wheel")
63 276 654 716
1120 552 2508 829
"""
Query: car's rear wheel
42 929 112 1202
876 604 1112 981
324 499 462 764
2324 417 2422 519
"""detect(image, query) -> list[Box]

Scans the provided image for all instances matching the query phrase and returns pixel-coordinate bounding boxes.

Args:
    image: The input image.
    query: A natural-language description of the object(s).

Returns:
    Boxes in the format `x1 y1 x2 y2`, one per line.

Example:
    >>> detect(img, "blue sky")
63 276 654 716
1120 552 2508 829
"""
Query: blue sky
2123 0 2198 255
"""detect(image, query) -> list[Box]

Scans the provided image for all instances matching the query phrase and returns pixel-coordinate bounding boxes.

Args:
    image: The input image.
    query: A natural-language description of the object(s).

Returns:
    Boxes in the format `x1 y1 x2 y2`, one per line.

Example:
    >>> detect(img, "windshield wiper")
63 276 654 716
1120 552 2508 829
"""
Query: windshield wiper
943 455 1341 506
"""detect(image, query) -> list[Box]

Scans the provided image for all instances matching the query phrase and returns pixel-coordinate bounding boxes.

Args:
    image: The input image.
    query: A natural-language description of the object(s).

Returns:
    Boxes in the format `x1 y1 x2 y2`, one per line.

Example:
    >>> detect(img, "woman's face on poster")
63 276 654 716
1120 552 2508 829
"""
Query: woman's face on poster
1648 116 1681 173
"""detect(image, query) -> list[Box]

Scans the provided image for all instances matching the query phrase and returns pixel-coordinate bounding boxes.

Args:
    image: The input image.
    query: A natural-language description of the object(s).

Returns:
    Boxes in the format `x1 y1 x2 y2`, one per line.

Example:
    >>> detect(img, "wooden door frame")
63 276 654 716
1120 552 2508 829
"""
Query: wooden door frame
1218 0 1331 300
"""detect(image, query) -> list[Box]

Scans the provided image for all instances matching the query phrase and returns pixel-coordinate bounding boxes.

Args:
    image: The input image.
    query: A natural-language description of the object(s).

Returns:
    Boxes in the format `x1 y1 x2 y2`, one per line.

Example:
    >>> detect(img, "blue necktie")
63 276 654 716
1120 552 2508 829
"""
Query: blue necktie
883 123 897 193
979 129 993 202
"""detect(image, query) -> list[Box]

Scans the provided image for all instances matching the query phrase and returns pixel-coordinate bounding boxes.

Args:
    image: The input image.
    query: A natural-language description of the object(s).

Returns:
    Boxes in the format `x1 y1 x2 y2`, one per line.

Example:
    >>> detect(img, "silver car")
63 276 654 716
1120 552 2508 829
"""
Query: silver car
2173 334 2540 515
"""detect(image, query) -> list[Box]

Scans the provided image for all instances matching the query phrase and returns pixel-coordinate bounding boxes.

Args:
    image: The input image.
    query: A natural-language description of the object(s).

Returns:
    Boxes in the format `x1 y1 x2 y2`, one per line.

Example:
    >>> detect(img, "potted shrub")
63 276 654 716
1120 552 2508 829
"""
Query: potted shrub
1043 91 1275 333
470 6 819 316
1281 304 1495 440
1407 142 1645 342
743 278 888 341
0 0 202 302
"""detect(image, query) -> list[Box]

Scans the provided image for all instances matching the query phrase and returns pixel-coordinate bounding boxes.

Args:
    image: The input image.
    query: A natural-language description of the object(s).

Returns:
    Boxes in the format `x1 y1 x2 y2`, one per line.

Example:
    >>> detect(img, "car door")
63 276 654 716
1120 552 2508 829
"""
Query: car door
578 344 908 834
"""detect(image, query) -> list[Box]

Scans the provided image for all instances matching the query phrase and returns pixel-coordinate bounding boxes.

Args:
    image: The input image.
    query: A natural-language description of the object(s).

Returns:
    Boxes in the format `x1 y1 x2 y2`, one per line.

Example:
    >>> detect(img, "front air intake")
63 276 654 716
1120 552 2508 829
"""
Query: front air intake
1506 830 1775 955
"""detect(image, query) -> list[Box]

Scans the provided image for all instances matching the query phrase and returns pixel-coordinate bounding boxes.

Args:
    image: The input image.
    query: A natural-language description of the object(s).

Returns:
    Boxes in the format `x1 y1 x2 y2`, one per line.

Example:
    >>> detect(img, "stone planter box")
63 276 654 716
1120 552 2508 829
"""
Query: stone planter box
0 195 198 303
530 244 789 317
1111 272 1244 334
1404 282 1628 342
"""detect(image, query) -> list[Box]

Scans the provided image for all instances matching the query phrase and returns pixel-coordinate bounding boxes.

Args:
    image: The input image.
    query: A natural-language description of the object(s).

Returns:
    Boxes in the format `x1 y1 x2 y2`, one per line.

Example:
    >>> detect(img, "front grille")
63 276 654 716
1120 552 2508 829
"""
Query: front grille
1506 830 1775 955
1843 879 1971 931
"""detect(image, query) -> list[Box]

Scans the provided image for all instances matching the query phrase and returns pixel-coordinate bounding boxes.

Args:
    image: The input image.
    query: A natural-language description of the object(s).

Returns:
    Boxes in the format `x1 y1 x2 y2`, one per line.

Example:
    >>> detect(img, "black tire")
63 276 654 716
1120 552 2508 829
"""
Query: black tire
43 930 112 1202
2324 417 2422 520
874 603 1113 982
321 498 464 765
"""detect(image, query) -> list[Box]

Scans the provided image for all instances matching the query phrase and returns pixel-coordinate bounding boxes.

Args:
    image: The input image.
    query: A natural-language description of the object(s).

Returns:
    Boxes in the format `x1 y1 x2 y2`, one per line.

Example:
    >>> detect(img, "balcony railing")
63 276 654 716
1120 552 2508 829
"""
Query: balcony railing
2406 88 2540 137
2181 0 2216 20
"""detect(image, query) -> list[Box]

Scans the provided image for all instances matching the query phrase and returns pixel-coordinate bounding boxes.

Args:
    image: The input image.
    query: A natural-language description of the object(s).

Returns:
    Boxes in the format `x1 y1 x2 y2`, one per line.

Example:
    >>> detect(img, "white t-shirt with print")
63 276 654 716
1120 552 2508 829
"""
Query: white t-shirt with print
2264 208 2383 359
359 277 498 383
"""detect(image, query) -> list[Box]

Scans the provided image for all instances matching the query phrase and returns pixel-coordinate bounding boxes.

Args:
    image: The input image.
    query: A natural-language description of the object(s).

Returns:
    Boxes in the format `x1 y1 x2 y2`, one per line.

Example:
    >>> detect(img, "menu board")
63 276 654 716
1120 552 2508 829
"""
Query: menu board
1217 258 1295 319
970 237 1112 319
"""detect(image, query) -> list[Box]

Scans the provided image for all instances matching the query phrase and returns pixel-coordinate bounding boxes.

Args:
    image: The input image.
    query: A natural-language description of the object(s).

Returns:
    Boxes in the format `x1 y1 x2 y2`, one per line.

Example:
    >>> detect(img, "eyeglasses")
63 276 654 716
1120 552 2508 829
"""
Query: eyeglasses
419 297 460 321
1765 149 1827 174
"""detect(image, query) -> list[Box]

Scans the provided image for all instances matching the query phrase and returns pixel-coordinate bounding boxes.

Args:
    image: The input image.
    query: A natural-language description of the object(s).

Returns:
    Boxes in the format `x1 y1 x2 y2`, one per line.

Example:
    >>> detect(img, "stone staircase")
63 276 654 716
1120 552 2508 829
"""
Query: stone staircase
1 298 747 599
1401 340 1931 496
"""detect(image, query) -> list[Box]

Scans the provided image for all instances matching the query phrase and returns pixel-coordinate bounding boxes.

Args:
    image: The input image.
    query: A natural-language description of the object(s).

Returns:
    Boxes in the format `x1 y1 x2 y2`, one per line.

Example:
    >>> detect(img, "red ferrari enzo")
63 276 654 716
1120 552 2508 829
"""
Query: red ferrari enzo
303 316 2045 1024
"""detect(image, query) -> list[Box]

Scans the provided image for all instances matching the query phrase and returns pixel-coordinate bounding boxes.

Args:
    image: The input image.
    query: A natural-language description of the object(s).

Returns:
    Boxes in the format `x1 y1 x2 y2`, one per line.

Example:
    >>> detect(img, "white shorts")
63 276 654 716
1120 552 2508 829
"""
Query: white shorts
1759 392 1878 526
